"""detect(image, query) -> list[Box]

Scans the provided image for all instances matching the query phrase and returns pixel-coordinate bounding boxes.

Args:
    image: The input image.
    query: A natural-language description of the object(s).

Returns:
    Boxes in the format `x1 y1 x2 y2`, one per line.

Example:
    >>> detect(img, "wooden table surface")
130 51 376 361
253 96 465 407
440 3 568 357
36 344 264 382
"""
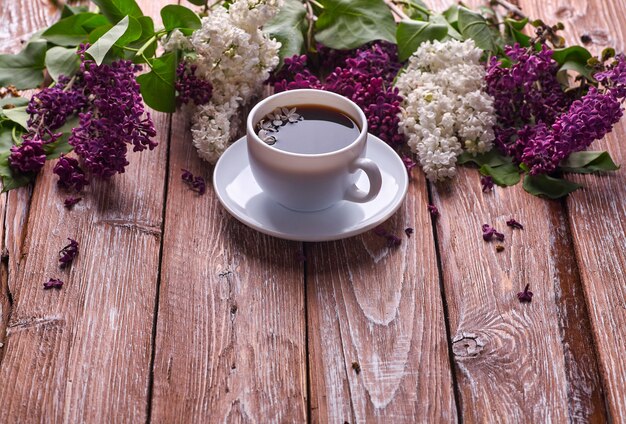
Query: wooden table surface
1 0 625 422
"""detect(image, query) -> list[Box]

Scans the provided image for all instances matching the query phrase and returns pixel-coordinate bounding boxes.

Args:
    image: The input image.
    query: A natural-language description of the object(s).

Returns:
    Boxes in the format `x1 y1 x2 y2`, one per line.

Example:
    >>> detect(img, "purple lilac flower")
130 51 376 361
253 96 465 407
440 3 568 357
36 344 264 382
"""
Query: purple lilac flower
270 43 405 147
373 226 386 237
595 55 626 98
59 238 79 269
372 225 402 247
181 169 206 195
26 76 87 133
427 204 439 218
44 278 64 290
485 44 571 162
270 55 322 92
482 224 505 242
386 234 402 247
181 168 194 183
64 197 82 208
507 218 524 229
517 284 533 302
324 44 404 146
8 133 53 173
481 176 494 192
53 156 89 192
69 50 157 179
402 155 417 174
176 62 213 106
521 88 623 174
191 177 206 195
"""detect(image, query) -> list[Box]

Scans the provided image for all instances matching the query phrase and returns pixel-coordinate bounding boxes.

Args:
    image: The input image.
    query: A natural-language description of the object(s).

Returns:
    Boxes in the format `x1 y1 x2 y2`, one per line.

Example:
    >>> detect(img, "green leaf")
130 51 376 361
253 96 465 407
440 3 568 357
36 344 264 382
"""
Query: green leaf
505 18 531 47
45 46 80 81
0 40 47 89
397 19 447 62
442 4 459 27
43 133 72 159
479 163 521 186
457 150 511 167
430 14 462 40
186 0 207 5
523 174 582 199
506 17 528 31
551 46 592 65
264 0 307 65
42 13 109 46
136 52 177 113
126 16 157 63
0 97 29 113
86 16 141 65
61 4 90 18
92 0 143 23
315 0 396 50
0 128 14 151
161 5 201 35
558 60 595 81
560 151 620 174
3 106 29 129
552 46 595 80
0 152 34 192
403 0 430 21
457 7 497 52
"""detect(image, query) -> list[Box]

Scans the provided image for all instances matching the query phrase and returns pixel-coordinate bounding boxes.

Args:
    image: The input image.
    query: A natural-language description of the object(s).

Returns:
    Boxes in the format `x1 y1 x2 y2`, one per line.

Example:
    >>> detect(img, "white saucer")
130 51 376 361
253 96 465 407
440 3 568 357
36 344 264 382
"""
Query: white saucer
213 134 409 241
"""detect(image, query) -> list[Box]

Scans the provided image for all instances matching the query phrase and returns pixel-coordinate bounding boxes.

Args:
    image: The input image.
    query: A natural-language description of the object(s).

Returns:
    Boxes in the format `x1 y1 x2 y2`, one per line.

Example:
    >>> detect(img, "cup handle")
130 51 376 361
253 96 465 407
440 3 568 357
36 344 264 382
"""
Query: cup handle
343 158 382 203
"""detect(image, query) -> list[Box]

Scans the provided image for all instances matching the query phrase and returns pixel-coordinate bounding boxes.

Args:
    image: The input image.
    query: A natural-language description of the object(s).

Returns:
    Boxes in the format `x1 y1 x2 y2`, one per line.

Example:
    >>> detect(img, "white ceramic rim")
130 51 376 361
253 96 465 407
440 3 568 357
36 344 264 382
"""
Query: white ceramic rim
246 89 369 158
213 134 409 242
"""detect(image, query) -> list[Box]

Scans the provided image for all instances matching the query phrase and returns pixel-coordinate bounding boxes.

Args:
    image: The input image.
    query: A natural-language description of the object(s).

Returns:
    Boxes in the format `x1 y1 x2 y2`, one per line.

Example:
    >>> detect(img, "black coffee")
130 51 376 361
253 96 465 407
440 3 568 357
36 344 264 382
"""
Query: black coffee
256 104 360 154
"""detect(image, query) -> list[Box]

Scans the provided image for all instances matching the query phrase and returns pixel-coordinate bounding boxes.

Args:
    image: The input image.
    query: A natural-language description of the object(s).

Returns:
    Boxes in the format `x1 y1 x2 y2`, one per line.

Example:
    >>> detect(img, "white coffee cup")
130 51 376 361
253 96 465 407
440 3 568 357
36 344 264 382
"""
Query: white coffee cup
246 89 382 212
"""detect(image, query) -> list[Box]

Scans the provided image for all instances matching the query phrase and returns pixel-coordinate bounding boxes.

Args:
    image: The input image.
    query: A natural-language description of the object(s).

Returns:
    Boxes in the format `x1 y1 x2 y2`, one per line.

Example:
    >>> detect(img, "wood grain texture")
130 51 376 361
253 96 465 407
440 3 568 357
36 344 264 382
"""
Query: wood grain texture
149 111 308 422
0 0 66 52
431 171 573 422
518 0 626 419
0 2 170 420
425 1 608 420
307 174 457 423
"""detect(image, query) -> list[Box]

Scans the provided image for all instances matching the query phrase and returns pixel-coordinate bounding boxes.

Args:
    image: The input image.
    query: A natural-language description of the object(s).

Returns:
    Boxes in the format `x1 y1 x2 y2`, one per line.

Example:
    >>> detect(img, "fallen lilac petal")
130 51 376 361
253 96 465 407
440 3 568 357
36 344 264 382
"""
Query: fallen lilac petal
481 176 494 192
373 225 388 237
427 204 439 218
517 284 533 302
59 238 79 269
507 218 524 230
405 227 414 237
64 197 82 209
482 224 504 242
44 278 64 290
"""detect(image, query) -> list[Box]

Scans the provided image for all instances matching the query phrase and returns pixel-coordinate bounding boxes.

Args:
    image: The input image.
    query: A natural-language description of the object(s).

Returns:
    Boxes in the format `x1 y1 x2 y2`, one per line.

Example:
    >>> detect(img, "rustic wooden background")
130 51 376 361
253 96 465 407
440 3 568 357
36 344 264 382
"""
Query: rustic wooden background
0 0 625 422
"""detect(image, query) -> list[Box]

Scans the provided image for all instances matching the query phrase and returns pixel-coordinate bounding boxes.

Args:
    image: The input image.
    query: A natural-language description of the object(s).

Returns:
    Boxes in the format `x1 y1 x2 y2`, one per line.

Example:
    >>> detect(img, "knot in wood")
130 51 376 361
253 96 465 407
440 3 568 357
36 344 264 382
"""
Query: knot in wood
555 6 574 19
452 332 485 358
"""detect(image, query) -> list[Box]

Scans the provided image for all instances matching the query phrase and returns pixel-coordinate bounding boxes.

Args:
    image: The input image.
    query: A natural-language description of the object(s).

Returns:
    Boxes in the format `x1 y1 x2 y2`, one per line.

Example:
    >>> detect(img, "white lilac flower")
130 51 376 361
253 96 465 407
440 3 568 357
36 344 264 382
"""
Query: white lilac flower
187 0 282 163
161 29 193 52
229 0 284 32
396 39 496 181
282 107 301 122
191 99 240 164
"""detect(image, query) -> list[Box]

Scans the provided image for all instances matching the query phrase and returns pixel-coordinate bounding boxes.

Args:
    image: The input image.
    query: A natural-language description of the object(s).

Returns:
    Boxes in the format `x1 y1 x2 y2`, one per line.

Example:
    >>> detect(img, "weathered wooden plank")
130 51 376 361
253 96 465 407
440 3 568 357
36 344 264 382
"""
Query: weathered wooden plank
0 0 49 361
149 112 308 421
0 1 171 420
431 170 571 422
425 0 607 421
0 0 64 52
306 174 458 422
519 0 626 419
